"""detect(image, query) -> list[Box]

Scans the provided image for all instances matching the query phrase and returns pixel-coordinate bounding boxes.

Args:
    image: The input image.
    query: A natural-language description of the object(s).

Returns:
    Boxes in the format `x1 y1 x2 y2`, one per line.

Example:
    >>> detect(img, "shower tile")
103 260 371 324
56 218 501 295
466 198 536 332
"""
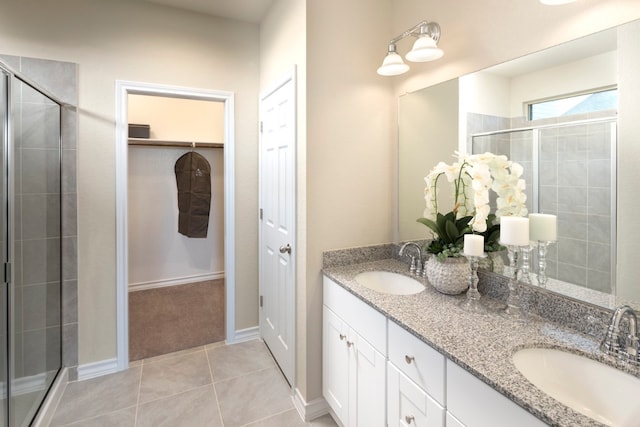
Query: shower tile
62 148 77 194
557 186 587 214
539 186 557 212
558 160 587 187
137 384 222 427
587 130 612 160
62 279 78 324
20 102 60 149
138 349 212 404
22 284 47 330
62 193 78 237
587 187 612 216
587 242 611 273
21 148 60 194
62 108 77 150
62 406 136 427
557 238 587 268
587 215 611 244
20 57 78 106
22 239 47 285
22 328 46 377
539 162 557 186
206 340 275 382
21 194 60 239
50 366 141 426
62 322 78 368
557 263 587 287
0 54 20 70
588 159 611 189
46 325 62 371
557 212 587 240
587 269 612 294
215 367 293 426
62 236 77 281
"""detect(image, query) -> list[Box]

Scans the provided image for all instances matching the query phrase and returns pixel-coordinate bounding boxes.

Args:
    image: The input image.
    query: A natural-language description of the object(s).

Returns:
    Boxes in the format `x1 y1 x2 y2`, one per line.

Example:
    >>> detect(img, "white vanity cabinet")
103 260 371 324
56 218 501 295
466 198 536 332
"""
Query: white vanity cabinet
446 360 547 427
323 277 387 427
387 320 445 427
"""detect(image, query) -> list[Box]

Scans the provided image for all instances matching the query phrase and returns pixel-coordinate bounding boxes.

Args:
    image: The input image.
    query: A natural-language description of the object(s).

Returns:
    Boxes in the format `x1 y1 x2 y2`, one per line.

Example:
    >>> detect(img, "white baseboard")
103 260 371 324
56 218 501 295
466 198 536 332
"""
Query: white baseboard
77 358 119 381
293 388 329 421
129 271 225 292
227 326 260 344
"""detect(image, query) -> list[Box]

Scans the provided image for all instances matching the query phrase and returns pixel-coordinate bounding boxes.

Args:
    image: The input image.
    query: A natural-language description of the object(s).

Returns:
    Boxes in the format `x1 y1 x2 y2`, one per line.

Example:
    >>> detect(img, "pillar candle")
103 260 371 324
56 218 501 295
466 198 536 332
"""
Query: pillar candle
529 213 557 242
464 234 484 256
500 216 530 246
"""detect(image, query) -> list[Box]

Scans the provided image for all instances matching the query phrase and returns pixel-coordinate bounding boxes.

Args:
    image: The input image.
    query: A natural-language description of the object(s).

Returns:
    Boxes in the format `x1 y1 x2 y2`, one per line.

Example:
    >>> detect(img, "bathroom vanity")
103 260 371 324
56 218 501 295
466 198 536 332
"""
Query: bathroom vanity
322 252 640 427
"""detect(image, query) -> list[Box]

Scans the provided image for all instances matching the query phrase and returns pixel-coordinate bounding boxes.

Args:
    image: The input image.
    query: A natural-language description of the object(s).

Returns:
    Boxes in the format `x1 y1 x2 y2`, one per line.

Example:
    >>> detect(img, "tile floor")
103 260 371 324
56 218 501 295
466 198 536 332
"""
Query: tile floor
48 340 338 427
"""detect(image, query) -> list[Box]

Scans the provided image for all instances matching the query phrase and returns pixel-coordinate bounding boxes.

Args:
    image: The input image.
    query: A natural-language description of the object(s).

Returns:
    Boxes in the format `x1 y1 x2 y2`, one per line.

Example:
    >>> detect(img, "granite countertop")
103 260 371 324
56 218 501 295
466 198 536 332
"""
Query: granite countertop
323 258 640 427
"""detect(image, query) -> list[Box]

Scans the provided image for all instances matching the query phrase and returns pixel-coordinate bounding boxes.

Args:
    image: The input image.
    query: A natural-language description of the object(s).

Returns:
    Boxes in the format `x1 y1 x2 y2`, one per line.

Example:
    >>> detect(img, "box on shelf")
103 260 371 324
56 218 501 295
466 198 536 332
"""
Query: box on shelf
128 124 150 138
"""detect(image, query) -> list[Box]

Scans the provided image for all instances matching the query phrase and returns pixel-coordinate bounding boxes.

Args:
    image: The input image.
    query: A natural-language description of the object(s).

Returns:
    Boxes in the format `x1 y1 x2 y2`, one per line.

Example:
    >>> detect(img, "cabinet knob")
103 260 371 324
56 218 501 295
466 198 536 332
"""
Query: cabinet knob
339 334 346 341
405 415 415 424
346 341 354 348
405 355 415 364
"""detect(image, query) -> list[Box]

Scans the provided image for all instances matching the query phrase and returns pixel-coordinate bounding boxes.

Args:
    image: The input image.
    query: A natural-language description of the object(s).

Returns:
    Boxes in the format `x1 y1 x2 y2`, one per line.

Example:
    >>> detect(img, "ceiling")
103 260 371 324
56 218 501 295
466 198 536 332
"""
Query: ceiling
138 0 274 23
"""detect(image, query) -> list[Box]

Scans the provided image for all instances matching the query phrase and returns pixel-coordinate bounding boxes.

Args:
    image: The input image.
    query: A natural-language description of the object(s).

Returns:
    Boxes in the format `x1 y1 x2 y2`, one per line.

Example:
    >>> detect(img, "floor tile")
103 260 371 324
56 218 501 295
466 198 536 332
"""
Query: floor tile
139 349 212 403
309 414 339 426
143 345 204 365
206 340 275 382
137 384 222 427
215 367 293 426
244 408 307 426
49 367 141 426
62 406 137 427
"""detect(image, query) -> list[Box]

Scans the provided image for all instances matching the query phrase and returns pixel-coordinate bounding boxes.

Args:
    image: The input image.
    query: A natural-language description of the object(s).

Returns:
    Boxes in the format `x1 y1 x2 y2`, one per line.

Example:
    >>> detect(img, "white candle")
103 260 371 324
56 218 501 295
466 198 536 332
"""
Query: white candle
529 213 557 242
500 216 530 246
464 234 484 256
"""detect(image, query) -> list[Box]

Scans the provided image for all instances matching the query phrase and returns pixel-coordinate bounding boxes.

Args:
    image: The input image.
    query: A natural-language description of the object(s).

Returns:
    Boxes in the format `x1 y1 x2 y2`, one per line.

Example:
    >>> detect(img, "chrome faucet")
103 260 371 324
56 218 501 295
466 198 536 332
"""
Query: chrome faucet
399 242 425 277
601 305 639 365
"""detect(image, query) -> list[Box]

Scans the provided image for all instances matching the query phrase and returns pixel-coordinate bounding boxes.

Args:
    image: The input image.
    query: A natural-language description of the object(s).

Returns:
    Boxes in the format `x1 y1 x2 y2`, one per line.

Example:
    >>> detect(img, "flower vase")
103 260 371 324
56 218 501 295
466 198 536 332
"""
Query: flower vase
425 257 470 295
478 250 506 274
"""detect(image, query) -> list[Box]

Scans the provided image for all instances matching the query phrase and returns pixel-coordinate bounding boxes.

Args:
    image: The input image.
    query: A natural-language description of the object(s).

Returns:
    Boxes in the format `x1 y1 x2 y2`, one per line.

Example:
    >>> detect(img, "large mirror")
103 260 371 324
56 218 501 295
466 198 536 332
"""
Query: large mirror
399 19 640 310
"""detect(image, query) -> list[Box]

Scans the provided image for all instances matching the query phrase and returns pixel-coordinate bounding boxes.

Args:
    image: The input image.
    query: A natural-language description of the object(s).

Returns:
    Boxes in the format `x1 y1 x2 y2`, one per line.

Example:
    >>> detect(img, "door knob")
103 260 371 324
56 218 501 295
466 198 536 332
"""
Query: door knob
279 244 292 254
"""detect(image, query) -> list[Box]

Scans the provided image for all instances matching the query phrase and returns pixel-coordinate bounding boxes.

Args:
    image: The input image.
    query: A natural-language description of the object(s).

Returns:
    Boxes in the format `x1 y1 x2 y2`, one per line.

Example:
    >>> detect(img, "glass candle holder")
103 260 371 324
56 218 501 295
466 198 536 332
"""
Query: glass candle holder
536 240 554 288
460 255 487 313
519 244 532 284
502 244 527 323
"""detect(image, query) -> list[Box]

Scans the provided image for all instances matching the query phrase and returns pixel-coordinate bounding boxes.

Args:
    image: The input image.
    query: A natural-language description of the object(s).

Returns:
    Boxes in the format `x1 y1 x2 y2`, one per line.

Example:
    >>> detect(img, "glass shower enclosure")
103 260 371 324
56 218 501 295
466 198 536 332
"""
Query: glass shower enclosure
1 63 63 426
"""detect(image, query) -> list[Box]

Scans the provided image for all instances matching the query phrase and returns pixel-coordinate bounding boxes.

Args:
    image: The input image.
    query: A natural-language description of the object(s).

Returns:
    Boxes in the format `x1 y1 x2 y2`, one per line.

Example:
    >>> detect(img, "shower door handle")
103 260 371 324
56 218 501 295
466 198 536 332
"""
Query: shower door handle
279 244 292 255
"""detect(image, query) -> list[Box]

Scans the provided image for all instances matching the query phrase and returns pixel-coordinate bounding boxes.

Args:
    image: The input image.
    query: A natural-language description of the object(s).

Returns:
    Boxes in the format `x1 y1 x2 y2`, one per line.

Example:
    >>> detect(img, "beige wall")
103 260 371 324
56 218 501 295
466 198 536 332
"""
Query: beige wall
0 0 260 364
260 0 310 397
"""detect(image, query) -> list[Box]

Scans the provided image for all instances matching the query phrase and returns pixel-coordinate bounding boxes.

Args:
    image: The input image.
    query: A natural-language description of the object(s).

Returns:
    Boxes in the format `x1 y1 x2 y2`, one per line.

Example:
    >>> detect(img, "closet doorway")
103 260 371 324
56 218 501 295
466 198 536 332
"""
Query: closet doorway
115 82 235 370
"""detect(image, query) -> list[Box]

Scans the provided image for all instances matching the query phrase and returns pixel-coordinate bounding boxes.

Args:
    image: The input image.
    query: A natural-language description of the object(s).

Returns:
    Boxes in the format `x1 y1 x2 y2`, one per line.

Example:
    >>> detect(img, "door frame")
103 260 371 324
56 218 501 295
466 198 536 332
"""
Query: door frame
258 67 297 388
115 80 235 371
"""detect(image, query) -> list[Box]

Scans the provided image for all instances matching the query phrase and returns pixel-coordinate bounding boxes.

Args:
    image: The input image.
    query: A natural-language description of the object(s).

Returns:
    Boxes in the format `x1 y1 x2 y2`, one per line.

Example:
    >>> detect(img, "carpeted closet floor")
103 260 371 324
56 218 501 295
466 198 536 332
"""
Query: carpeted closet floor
129 279 225 361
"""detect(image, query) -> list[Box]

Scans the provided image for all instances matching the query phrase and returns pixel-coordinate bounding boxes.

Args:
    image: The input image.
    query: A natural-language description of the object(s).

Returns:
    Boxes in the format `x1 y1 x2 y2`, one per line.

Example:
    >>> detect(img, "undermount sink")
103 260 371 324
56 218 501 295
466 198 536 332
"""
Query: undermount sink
354 271 425 295
513 347 640 426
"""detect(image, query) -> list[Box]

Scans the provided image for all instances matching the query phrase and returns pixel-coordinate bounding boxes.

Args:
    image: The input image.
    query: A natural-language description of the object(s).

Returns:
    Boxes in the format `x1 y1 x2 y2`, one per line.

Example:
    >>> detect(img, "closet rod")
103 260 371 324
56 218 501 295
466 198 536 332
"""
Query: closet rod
128 138 223 149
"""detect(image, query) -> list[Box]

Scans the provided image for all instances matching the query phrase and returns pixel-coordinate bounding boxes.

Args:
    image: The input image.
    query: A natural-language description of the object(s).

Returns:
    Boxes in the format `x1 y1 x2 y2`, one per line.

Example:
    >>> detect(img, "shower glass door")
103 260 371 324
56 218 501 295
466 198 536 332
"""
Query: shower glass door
8 73 62 426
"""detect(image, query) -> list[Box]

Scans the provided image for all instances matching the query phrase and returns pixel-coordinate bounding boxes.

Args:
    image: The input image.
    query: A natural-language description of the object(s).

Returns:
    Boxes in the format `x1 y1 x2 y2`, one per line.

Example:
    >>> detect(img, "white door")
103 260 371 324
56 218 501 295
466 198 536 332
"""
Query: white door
259 71 296 385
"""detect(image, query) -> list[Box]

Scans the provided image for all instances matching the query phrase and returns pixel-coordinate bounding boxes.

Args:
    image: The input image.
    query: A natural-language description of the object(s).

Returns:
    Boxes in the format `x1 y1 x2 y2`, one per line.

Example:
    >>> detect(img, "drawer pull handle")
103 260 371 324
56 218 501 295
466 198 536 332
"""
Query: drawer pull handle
405 355 415 364
346 341 354 347
339 334 346 341
405 415 415 424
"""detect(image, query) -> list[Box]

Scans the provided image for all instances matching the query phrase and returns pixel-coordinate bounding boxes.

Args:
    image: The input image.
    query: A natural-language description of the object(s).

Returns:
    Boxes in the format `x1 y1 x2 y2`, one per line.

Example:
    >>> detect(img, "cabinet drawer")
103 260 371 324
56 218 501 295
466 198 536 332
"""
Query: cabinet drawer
323 276 386 354
388 363 445 427
446 360 547 427
388 320 445 405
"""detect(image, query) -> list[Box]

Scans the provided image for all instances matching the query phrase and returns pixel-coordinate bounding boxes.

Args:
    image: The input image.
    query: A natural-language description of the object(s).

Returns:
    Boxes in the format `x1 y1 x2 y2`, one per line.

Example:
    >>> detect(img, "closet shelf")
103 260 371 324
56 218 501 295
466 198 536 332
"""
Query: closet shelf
128 138 223 149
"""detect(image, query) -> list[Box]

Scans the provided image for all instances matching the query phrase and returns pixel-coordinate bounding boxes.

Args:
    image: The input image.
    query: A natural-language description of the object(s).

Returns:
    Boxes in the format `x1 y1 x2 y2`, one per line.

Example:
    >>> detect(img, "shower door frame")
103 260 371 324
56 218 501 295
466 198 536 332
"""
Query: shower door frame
114 81 236 372
0 60 66 427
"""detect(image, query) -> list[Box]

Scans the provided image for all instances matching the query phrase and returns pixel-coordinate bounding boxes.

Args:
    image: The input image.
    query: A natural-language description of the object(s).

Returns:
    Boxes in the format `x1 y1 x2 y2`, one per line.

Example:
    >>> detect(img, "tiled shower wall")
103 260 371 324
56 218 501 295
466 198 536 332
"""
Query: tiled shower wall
1 54 79 379
469 111 615 293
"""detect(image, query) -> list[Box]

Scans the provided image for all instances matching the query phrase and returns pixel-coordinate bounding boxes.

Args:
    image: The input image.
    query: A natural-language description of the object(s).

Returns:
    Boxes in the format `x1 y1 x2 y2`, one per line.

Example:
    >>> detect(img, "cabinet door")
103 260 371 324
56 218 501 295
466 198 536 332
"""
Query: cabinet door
351 331 386 427
388 363 445 427
323 306 350 424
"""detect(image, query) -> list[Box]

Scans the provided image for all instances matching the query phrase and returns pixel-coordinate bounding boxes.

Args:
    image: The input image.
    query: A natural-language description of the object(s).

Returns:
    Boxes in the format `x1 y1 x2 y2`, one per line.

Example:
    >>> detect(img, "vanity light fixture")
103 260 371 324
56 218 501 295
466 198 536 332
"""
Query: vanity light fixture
539 0 577 4
377 21 443 76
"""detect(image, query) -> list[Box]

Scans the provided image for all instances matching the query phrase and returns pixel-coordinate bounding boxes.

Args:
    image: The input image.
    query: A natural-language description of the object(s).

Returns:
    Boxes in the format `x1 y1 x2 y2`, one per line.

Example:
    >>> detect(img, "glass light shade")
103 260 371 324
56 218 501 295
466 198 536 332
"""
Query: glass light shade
377 52 409 76
405 36 444 62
